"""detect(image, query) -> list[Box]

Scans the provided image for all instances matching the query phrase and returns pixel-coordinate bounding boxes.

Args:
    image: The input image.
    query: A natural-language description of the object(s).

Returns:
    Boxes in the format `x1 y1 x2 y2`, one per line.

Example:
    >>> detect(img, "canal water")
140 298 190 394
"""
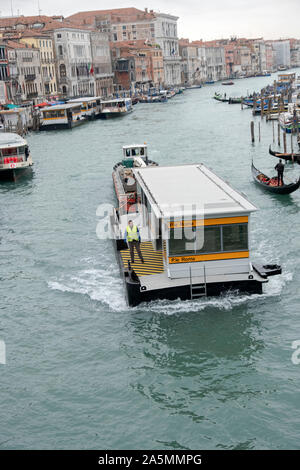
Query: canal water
1 73 300 450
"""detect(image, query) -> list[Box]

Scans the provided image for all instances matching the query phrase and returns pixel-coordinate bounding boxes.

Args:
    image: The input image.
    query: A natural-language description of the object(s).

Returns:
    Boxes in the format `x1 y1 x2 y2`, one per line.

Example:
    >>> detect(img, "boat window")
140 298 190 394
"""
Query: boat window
169 227 198 255
18 146 25 154
43 109 65 118
2 147 17 156
222 224 248 251
169 224 247 256
140 147 144 156
126 149 131 157
169 227 220 255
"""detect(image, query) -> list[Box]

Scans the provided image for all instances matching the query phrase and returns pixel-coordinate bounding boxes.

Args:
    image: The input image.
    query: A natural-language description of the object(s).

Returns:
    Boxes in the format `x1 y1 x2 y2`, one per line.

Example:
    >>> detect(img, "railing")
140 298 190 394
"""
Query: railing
27 92 38 98
25 74 36 81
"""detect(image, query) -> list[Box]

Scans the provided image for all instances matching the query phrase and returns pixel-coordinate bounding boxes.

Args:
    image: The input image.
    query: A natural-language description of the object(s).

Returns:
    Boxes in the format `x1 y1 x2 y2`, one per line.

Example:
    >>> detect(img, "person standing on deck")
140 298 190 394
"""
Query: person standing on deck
124 220 144 264
275 159 284 186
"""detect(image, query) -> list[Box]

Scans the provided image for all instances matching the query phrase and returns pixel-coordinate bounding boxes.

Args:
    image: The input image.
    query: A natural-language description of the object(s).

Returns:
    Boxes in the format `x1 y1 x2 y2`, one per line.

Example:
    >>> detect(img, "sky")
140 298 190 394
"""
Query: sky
1 0 300 41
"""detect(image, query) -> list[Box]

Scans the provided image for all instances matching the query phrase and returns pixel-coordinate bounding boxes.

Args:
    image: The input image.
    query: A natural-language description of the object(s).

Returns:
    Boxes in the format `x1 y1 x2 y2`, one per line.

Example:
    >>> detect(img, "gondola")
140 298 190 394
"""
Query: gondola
252 161 300 195
269 145 300 164
213 93 229 102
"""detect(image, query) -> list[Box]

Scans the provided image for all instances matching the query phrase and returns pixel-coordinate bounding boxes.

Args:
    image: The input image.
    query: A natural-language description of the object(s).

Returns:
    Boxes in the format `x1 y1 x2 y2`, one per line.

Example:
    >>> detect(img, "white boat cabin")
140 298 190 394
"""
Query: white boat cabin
68 97 100 118
131 163 258 283
0 132 32 170
101 98 132 114
40 103 84 128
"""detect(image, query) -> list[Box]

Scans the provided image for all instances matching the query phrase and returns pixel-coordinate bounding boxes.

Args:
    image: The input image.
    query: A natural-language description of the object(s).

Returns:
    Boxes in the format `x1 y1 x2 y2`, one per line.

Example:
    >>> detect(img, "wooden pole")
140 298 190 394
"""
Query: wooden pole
272 120 275 143
261 97 264 118
251 121 255 143
258 122 261 142
278 122 281 146
283 131 287 153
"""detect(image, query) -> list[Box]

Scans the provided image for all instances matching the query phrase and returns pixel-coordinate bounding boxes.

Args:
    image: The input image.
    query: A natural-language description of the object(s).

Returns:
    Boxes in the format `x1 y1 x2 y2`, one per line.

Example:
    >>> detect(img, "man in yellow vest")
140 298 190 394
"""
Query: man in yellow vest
124 220 144 264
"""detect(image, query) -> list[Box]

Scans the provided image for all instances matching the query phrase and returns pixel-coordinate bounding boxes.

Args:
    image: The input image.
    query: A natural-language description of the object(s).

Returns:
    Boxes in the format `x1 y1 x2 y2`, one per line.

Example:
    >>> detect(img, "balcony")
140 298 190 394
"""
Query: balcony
59 76 68 84
27 92 38 98
43 75 51 83
25 74 36 81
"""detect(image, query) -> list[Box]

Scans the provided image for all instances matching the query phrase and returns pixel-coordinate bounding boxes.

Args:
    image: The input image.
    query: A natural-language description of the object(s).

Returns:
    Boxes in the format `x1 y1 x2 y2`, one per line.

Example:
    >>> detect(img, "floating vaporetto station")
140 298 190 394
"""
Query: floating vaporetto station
111 152 281 306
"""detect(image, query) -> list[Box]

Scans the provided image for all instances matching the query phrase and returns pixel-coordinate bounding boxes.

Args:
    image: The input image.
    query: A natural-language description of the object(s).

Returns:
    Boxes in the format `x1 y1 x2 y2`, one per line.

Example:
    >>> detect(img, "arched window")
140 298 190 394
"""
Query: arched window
59 64 66 78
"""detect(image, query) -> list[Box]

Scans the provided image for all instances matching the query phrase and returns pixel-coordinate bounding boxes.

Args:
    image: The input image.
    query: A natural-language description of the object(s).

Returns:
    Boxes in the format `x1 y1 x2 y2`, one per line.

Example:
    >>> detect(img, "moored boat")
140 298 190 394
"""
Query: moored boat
269 145 300 164
68 96 101 120
39 103 85 130
213 92 229 102
111 160 282 306
100 98 133 119
222 81 234 85
252 161 300 194
0 132 33 182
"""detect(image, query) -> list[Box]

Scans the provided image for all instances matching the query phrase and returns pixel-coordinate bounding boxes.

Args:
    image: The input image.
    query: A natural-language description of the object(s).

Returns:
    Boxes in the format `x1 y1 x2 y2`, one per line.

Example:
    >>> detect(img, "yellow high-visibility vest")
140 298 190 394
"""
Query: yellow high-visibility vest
126 225 139 242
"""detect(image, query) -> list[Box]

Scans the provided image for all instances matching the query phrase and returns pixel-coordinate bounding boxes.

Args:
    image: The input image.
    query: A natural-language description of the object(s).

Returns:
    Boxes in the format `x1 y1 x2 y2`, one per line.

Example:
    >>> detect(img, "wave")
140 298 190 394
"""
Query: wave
48 266 292 315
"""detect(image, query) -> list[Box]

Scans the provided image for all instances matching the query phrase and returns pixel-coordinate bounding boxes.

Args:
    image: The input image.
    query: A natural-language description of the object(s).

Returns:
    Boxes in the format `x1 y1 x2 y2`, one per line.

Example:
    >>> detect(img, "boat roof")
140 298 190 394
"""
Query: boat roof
42 103 81 111
0 132 26 148
123 144 147 149
68 97 97 103
134 164 257 218
101 98 131 104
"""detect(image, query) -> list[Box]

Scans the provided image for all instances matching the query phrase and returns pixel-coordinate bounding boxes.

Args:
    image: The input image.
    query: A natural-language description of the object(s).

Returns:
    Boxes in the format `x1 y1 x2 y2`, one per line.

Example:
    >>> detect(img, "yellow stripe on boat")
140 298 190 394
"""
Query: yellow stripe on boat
120 241 164 276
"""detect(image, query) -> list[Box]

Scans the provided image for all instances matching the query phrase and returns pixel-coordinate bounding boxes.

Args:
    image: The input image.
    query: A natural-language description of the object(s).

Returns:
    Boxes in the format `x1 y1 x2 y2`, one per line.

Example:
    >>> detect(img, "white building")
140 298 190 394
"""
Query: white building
51 26 95 98
272 41 291 69
153 13 181 86
205 46 226 81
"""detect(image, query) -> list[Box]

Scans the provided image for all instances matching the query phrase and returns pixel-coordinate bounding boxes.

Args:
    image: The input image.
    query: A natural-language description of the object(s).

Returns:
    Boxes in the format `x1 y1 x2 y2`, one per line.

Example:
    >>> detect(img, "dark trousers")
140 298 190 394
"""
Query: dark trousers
277 171 284 186
128 240 144 263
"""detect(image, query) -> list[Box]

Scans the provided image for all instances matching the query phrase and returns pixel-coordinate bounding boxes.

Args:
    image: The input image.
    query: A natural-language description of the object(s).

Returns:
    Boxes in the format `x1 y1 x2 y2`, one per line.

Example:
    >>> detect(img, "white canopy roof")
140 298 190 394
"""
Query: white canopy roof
134 163 257 219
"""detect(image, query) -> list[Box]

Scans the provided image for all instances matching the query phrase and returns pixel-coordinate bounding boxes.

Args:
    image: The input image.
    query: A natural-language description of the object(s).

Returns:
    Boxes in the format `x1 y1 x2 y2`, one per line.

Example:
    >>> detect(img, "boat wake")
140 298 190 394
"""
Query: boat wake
48 265 127 311
136 269 293 315
48 265 292 314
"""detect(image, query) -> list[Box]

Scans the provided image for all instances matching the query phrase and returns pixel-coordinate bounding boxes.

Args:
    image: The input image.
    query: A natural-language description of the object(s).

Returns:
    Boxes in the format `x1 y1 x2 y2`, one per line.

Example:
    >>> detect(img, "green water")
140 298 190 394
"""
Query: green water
1 73 300 450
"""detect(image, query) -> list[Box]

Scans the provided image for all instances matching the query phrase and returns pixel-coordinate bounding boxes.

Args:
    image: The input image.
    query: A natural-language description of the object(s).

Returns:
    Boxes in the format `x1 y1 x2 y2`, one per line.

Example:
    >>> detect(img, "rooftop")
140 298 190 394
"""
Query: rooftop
134 164 257 218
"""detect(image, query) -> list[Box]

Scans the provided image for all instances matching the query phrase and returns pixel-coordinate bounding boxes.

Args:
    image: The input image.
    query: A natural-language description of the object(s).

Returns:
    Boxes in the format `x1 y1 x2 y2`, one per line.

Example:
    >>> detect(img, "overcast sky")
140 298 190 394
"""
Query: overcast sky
1 0 299 41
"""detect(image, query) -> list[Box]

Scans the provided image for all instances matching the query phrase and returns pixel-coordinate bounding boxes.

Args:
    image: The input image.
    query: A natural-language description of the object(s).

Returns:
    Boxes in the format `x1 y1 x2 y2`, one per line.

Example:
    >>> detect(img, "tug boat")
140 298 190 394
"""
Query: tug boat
112 144 157 214
100 98 133 119
0 133 33 182
110 159 282 306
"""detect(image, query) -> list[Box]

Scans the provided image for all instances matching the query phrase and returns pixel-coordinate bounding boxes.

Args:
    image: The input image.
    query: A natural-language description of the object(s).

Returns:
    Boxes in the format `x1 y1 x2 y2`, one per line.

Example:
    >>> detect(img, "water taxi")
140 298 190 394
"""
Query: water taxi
0 132 33 182
100 98 133 119
68 97 101 120
39 103 85 130
111 162 282 306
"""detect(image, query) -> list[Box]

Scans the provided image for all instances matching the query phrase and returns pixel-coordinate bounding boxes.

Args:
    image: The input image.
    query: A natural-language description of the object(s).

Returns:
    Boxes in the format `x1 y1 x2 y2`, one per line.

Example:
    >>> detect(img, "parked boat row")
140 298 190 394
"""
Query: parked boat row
39 97 133 130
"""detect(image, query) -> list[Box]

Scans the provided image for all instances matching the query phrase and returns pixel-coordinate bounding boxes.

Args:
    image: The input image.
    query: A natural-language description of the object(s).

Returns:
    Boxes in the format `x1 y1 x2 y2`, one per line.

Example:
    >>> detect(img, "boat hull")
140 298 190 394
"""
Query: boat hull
0 166 33 182
39 119 86 131
113 239 266 307
100 110 133 119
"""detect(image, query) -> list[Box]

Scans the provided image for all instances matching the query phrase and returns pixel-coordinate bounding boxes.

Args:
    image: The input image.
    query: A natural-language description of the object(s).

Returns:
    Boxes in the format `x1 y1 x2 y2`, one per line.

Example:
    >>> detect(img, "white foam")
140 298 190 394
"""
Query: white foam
48 262 293 315
48 266 127 311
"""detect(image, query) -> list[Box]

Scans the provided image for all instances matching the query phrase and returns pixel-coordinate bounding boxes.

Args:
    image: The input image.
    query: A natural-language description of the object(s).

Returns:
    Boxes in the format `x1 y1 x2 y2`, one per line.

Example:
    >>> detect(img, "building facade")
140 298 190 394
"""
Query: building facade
6 40 43 103
20 33 58 98
90 31 113 97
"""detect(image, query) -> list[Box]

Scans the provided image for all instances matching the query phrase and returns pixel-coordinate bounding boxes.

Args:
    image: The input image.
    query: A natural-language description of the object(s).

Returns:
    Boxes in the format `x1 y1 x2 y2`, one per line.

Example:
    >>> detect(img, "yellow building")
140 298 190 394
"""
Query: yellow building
20 33 58 98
